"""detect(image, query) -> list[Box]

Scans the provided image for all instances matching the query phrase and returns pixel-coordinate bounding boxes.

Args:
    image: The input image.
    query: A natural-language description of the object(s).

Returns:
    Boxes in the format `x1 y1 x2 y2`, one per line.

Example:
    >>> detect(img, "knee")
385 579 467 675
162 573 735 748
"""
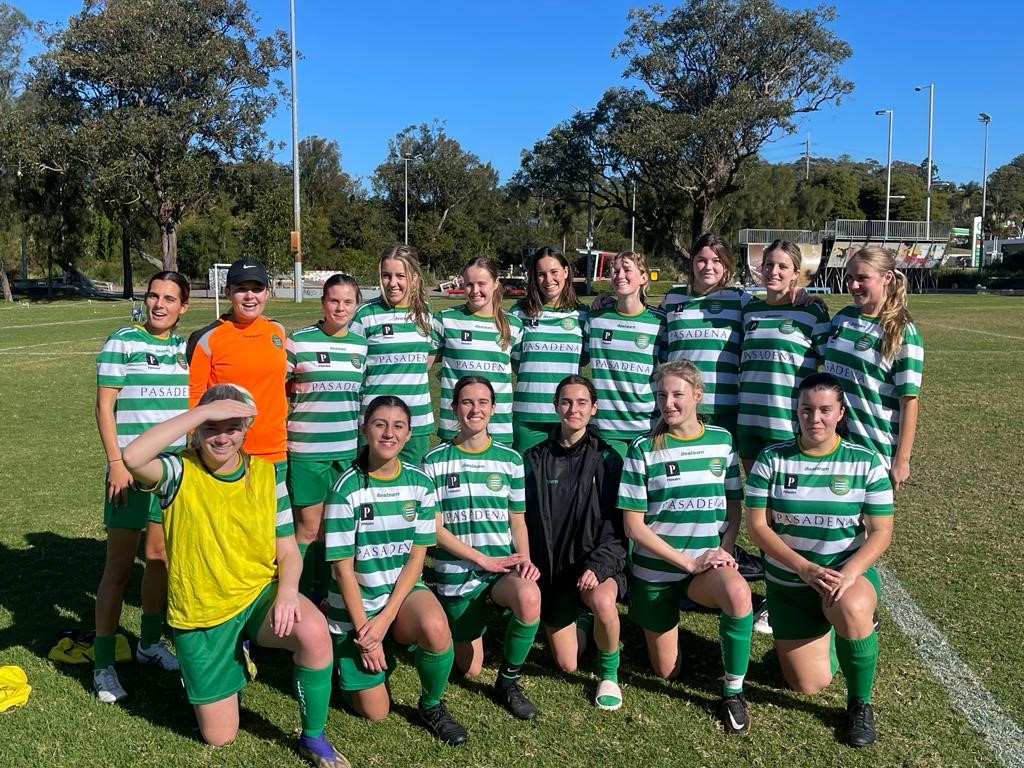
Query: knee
553 652 578 674
790 675 832 696
362 704 390 722
590 591 619 621
458 659 483 678
420 615 451 654
514 585 541 621
723 578 752 616
200 725 237 748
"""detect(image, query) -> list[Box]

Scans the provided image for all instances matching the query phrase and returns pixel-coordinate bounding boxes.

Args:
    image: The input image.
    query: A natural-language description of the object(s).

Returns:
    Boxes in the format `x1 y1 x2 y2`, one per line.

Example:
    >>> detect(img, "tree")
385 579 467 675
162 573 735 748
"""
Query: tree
987 154 1024 236
30 0 289 271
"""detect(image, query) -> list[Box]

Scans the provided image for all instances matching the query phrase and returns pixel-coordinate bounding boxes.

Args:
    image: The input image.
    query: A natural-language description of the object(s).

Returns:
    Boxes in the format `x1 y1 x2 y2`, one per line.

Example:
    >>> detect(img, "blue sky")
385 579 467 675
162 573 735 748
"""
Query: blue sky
29 1 1022 188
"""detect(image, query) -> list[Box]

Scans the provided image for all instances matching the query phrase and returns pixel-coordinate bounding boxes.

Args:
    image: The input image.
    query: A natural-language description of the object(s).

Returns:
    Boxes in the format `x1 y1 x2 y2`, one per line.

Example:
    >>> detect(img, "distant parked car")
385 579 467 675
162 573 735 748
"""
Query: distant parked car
502 277 527 297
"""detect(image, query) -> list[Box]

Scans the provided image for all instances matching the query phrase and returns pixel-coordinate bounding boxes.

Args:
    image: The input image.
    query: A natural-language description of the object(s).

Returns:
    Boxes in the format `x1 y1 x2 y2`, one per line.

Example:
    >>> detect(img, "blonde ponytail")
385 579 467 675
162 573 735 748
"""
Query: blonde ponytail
849 246 913 359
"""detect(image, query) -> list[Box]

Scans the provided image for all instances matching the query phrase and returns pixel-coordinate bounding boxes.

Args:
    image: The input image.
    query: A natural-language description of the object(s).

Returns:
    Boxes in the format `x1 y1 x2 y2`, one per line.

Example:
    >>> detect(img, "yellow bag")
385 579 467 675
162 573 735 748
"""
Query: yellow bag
47 633 132 665
0 666 31 712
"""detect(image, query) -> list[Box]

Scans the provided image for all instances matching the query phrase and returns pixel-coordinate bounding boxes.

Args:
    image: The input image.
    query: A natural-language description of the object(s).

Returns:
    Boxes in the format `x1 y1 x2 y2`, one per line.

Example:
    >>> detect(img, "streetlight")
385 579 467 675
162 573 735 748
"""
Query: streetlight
875 109 894 240
915 84 934 239
979 112 991 246
400 153 421 245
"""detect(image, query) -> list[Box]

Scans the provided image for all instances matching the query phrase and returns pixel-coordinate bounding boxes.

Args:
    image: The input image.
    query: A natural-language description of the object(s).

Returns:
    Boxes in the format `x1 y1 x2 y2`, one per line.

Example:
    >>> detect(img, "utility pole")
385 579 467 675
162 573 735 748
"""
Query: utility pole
805 134 810 181
289 0 302 302
915 84 935 240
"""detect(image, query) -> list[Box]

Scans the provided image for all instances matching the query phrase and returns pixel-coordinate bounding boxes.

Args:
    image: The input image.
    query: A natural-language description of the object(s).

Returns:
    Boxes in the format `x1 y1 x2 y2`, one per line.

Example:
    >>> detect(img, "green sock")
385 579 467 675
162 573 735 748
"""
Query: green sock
829 627 839 676
140 612 163 649
719 611 753 695
575 609 594 638
503 617 540 668
595 647 620 683
416 643 454 709
836 631 878 703
93 634 116 670
293 662 333 737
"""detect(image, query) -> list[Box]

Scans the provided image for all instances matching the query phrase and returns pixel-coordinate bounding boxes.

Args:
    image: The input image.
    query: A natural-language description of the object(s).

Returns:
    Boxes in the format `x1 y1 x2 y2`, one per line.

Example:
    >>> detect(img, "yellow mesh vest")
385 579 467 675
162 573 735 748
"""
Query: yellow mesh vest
164 452 279 629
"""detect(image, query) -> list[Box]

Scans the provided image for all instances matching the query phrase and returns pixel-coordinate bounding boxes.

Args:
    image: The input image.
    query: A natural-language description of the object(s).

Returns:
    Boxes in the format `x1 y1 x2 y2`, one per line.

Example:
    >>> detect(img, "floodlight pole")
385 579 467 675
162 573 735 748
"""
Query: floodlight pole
290 0 302 302
915 84 934 239
630 178 636 252
875 109 893 240
979 112 991 245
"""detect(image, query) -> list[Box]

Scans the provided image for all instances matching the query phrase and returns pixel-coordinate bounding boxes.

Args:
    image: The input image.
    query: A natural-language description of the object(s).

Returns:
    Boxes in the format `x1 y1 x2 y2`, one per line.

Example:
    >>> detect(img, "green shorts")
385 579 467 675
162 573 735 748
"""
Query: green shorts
401 434 432 468
736 425 773 462
512 419 552 454
437 575 502 643
628 575 691 633
274 459 288 484
287 458 349 507
766 566 881 641
172 582 276 704
703 408 738 443
103 483 159 530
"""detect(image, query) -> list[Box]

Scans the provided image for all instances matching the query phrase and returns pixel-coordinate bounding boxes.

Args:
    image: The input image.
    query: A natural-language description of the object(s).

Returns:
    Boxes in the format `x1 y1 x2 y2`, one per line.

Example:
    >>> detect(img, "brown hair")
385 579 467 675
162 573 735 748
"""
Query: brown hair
797 372 849 438
523 246 578 317
651 361 704 450
355 395 413 480
847 246 913 359
688 233 736 292
321 272 362 303
379 243 432 337
463 256 512 349
763 239 804 290
146 271 190 330
612 251 650 305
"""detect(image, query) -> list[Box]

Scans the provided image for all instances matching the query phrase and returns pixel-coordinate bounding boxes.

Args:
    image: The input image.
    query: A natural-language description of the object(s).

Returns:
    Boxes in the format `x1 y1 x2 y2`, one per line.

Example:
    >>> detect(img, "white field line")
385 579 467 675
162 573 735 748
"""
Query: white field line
0 336 106 352
918 321 1024 341
1 315 123 331
0 350 99 355
879 564 1024 768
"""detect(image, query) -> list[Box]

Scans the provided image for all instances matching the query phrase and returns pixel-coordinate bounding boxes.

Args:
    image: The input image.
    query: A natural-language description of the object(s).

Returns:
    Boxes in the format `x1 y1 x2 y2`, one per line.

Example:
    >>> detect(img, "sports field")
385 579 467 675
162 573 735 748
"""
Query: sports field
0 292 1020 767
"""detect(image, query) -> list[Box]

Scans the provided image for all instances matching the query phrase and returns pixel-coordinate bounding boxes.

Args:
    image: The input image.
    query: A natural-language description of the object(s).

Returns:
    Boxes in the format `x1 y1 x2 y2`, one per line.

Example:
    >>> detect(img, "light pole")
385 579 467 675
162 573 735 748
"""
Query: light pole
401 154 421 245
979 112 991 244
630 177 637 252
915 84 934 239
875 109 894 240
289 0 301 302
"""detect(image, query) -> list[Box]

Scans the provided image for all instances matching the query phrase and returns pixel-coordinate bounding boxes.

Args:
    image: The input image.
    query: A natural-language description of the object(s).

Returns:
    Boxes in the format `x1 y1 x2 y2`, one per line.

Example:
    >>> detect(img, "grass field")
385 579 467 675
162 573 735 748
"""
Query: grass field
0 290 1020 768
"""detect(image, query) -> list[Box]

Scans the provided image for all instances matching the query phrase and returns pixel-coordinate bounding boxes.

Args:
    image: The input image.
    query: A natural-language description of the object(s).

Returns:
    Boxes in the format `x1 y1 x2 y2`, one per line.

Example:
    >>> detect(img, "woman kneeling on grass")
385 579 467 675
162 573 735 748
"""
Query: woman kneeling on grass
323 395 468 746
122 384 348 768
745 372 894 748
523 375 626 710
618 361 753 734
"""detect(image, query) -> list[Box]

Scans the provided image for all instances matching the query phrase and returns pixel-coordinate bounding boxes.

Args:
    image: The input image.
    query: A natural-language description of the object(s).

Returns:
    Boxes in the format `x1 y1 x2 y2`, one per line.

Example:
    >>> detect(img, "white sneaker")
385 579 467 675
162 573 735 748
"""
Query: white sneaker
93 665 127 703
752 605 773 635
595 679 623 711
136 638 180 671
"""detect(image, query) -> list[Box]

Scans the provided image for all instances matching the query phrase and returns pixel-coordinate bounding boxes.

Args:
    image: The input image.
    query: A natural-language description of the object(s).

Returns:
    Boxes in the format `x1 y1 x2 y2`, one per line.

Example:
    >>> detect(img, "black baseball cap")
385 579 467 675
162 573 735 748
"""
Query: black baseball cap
226 259 269 287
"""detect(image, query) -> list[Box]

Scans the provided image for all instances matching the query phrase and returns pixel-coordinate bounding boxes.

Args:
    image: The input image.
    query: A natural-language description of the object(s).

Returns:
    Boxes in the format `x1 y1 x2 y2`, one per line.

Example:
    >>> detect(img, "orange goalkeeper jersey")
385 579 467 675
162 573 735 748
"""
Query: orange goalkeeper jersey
186 314 288 462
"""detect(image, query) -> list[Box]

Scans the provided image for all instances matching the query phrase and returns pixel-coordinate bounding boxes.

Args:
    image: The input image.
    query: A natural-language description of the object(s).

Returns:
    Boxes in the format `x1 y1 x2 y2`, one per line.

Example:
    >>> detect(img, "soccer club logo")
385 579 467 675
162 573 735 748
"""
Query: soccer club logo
601 329 614 343
560 317 577 331
485 473 504 492
445 473 461 491
854 335 874 352
351 355 362 369
145 353 159 367
460 330 473 343
707 300 723 315
359 504 374 522
708 457 725 477
665 461 681 478
382 323 394 337
271 334 284 349
783 474 799 491
402 501 417 522
779 319 796 335
316 351 331 365
175 353 188 370
830 476 851 496
634 334 651 350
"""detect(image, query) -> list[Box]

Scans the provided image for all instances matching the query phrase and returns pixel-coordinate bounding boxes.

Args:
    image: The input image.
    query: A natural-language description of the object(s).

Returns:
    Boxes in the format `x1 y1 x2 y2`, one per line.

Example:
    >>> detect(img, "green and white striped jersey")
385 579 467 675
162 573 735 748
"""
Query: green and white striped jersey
617 426 743 583
286 324 367 462
824 306 924 469
350 299 439 437
661 288 750 421
510 302 586 423
96 325 189 450
583 306 665 441
422 439 526 598
323 462 437 633
745 437 893 587
434 306 524 443
737 300 830 448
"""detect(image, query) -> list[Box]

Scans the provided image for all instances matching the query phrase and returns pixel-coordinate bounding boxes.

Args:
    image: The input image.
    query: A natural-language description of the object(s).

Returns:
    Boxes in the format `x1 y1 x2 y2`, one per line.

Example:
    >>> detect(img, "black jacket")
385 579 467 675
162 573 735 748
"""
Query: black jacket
523 427 627 592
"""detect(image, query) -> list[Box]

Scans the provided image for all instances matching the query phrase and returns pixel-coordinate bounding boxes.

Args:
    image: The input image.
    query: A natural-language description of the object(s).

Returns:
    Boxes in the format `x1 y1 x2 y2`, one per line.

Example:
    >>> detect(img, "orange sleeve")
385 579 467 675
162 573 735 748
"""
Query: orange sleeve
186 323 218 409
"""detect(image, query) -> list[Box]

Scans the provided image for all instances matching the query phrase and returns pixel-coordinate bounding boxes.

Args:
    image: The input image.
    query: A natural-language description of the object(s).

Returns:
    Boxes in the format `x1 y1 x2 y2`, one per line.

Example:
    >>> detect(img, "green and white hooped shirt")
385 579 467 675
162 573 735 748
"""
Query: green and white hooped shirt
433 306 524 443
350 298 439 437
824 306 924 469
323 462 437 633
584 305 665 441
617 425 743 583
96 325 189 451
744 437 893 588
422 438 526 598
737 299 830 445
662 288 750 420
510 301 586 423
286 324 367 462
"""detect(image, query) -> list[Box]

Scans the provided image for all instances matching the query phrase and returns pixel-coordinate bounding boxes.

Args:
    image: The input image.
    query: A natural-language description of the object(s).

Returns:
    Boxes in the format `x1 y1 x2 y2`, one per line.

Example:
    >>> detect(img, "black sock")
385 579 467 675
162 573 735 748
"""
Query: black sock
496 659 521 687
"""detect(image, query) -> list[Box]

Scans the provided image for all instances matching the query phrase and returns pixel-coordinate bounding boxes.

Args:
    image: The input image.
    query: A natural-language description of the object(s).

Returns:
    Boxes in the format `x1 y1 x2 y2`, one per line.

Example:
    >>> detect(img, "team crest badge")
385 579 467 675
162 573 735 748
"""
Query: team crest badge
779 319 796 335
351 355 362 368
560 317 577 330
707 300 723 315
634 334 650 350
271 334 283 349
854 335 874 352
830 476 851 496
708 457 725 477
175 353 188 369
402 501 417 522
485 473 504 492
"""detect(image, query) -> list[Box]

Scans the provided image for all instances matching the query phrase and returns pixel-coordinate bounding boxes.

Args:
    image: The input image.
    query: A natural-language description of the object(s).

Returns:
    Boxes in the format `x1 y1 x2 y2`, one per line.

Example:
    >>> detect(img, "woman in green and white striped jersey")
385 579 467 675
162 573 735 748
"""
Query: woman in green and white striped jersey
737 239 830 472
510 246 587 453
285 274 366 600
423 375 542 722
324 396 468 746
618 361 754 734
825 246 923 491
584 251 665 458
349 244 439 466
434 256 524 445
745 372 894 748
